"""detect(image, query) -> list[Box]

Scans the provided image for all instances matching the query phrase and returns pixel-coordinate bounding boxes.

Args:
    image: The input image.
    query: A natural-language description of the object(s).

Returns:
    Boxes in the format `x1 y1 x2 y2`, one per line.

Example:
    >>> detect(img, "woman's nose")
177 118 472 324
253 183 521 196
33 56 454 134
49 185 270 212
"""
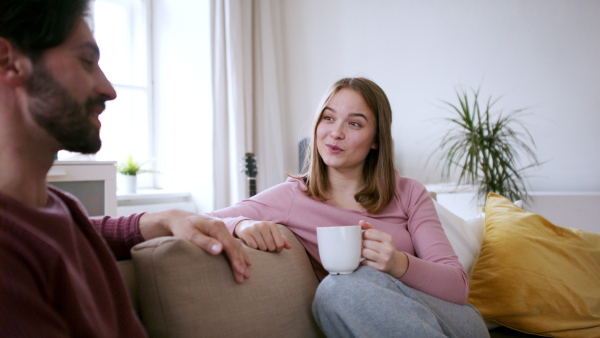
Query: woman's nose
330 123 344 139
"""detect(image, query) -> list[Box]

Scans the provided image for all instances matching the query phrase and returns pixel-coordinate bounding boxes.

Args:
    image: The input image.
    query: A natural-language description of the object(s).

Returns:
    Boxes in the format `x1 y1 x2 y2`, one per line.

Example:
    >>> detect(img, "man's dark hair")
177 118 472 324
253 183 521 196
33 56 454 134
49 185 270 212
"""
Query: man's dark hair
0 0 90 61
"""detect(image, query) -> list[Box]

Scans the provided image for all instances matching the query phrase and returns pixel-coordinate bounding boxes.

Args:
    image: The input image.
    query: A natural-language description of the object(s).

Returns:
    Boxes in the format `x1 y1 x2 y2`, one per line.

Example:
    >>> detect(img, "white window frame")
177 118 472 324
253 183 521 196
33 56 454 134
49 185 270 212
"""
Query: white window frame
78 0 156 189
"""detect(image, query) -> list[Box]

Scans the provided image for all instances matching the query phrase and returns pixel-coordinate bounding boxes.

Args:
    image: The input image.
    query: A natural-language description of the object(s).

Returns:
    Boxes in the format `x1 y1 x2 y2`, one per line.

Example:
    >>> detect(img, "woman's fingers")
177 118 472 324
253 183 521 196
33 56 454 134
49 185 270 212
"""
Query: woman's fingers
240 221 291 252
358 219 374 231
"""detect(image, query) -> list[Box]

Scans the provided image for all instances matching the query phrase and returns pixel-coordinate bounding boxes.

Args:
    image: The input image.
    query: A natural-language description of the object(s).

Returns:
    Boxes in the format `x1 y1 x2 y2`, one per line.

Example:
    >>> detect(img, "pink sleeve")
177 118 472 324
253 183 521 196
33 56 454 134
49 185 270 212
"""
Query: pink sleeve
397 180 469 304
209 216 250 234
205 181 297 234
90 214 145 260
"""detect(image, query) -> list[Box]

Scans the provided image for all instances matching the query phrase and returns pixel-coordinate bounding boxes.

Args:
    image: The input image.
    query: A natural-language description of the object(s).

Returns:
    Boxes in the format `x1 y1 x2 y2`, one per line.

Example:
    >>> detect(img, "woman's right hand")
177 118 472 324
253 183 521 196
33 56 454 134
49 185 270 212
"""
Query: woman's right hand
234 220 292 252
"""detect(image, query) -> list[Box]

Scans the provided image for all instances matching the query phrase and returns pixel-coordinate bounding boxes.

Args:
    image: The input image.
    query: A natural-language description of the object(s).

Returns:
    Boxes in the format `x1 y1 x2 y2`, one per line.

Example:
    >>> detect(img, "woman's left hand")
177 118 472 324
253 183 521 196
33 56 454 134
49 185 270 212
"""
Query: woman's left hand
359 220 409 279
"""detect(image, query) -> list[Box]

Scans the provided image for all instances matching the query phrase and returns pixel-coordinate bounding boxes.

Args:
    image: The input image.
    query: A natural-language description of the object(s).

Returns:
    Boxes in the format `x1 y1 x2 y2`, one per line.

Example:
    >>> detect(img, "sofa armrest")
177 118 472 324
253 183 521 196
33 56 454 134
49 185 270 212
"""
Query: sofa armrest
131 224 323 337
116 260 139 315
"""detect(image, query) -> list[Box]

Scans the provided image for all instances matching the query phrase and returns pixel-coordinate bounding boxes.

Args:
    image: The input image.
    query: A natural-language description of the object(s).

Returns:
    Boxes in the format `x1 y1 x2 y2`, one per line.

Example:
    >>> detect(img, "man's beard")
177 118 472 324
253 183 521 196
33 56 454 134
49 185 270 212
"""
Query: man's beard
25 62 106 154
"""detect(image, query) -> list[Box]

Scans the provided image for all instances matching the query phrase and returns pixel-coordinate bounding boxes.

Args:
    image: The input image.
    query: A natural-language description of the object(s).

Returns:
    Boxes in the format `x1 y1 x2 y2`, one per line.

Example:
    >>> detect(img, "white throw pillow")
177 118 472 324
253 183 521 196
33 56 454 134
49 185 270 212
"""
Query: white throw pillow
433 200 484 275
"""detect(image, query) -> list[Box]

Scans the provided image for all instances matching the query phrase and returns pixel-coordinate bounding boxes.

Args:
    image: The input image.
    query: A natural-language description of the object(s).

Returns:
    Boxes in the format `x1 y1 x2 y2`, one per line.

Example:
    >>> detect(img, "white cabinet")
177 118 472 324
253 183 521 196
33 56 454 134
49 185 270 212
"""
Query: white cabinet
47 161 117 217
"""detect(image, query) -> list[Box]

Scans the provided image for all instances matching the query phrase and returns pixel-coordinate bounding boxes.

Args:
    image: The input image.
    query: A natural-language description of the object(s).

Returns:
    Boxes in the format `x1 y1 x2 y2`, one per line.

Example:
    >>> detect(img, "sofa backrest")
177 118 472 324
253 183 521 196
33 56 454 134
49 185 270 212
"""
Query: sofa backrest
119 225 323 338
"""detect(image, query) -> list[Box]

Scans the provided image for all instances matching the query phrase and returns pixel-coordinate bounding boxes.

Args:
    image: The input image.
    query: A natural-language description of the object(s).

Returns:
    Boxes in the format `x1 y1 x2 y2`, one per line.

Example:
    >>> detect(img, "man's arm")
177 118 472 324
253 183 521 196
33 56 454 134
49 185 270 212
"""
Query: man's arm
138 209 251 283
92 210 251 284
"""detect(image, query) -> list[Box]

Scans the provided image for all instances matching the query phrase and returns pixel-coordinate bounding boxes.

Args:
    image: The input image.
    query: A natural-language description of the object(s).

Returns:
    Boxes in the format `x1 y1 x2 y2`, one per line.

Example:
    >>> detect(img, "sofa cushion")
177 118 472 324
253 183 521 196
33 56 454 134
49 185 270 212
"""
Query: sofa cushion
468 193 600 337
131 224 323 337
433 199 484 275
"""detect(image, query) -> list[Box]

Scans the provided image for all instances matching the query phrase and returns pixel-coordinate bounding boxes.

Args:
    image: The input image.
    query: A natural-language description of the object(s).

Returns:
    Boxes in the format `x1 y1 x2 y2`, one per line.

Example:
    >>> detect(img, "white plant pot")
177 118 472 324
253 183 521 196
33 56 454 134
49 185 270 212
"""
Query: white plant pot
119 174 137 194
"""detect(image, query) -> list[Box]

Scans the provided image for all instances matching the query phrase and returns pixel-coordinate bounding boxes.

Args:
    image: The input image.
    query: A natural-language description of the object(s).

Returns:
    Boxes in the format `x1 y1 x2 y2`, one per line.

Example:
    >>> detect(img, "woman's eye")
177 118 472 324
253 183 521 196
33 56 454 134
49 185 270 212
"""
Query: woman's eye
350 121 361 127
323 116 333 121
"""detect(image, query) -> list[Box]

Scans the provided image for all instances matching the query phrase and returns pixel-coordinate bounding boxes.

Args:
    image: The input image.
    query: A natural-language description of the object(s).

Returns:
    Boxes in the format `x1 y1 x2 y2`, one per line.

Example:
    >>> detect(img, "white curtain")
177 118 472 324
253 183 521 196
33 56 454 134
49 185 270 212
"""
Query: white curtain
211 0 285 209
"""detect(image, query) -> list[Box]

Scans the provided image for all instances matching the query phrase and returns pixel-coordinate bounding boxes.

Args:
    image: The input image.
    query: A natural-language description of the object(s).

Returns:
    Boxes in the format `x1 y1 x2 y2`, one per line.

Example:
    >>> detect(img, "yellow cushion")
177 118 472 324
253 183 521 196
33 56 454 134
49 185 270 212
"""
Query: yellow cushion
468 193 600 337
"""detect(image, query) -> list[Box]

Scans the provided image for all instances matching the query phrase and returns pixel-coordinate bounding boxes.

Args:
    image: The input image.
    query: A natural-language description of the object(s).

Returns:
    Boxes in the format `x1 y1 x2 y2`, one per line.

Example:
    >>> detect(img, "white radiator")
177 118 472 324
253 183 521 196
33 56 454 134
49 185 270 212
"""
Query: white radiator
433 190 600 234
117 190 196 217
524 192 600 234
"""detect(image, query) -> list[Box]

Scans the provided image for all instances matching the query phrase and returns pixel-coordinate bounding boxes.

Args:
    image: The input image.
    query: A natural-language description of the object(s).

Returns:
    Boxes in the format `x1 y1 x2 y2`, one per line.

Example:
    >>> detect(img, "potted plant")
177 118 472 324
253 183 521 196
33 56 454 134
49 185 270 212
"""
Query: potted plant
431 86 541 206
117 155 156 194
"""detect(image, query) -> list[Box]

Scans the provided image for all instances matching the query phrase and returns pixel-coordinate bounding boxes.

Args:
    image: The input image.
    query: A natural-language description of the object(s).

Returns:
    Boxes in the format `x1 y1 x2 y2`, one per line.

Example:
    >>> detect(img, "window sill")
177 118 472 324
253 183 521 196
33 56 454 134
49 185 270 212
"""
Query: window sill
117 189 191 201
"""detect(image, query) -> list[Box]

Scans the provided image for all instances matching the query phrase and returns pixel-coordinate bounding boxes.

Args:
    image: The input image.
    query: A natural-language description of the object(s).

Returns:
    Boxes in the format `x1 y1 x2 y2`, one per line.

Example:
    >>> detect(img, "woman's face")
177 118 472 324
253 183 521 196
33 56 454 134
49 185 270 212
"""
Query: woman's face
316 88 378 176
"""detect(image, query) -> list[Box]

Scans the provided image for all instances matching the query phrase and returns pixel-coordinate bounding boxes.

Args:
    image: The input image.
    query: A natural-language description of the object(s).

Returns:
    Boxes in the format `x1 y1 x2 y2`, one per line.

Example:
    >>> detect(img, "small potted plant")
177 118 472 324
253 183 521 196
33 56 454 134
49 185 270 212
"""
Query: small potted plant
117 155 156 194
431 86 541 206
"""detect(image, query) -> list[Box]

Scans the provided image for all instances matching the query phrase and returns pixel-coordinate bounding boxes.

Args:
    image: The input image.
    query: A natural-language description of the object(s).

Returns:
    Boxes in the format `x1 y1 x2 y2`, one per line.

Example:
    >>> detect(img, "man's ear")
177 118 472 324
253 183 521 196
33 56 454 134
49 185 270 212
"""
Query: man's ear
0 38 31 87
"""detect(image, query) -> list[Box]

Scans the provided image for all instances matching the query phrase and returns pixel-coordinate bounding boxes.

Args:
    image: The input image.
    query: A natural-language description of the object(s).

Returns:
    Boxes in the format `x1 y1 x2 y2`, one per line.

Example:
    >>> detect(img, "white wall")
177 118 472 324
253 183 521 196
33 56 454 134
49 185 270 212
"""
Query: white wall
152 0 215 212
278 0 600 192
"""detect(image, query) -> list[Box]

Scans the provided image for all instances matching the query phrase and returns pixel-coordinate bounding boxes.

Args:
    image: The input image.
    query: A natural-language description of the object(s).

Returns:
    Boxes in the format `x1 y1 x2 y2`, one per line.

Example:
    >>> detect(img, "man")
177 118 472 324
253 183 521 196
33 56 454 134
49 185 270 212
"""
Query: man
0 0 251 336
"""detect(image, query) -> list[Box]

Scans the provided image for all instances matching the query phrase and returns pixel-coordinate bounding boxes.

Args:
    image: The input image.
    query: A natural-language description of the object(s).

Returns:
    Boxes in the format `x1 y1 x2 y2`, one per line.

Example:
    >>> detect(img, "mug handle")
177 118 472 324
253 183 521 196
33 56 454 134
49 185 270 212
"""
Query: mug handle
360 229 366 262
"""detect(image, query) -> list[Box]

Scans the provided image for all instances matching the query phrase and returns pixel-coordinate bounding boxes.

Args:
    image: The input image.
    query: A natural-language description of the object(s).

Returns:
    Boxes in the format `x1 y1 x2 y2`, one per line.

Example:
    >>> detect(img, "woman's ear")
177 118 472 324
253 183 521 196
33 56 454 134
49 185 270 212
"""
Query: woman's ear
371 141 379 150
0 38 31 87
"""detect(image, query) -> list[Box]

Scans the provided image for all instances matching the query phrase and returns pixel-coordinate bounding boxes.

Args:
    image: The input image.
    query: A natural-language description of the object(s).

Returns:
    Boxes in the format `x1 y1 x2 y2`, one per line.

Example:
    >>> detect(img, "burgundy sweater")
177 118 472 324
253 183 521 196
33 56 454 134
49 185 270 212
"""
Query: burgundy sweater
0 186 147 337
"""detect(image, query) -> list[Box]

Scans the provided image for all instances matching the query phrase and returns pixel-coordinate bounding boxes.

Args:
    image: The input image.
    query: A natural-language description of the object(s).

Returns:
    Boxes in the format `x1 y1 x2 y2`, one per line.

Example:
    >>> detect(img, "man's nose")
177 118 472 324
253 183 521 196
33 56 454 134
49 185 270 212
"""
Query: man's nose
96 67 117 101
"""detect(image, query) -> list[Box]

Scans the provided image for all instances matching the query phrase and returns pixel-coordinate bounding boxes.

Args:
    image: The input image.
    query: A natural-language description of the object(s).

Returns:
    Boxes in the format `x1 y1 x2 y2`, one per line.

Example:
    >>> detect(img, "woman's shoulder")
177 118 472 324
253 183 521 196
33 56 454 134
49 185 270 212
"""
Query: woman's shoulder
246 176 311 211
393 171 432 206
392 171 436 216
394 171 427 192
256 176 306 197
284 176 308 189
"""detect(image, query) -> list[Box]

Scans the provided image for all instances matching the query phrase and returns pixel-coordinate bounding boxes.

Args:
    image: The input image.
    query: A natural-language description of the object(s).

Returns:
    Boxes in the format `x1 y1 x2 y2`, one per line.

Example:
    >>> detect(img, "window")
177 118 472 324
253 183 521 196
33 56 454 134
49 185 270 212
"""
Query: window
59 0 153 187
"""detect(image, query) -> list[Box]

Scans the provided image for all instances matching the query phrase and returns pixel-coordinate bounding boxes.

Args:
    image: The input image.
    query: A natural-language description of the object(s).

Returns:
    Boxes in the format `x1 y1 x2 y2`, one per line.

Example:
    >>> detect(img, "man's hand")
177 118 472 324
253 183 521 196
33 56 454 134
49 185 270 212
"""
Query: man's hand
139 209 251 283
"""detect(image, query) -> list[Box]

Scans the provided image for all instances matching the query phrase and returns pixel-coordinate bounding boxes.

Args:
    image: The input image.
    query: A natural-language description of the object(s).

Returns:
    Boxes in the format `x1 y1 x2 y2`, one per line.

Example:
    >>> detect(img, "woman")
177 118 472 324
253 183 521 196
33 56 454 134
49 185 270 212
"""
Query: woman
207 77 488 337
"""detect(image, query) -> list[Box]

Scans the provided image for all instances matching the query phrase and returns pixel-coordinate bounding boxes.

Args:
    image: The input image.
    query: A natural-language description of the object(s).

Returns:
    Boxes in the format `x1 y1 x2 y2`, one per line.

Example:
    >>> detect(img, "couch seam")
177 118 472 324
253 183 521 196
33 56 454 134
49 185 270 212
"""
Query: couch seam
146 240 171 336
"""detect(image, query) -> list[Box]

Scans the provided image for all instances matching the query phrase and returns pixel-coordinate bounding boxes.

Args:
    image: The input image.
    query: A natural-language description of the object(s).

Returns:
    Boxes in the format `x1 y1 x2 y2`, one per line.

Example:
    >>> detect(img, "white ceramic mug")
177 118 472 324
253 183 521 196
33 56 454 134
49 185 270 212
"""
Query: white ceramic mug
317 225 364 275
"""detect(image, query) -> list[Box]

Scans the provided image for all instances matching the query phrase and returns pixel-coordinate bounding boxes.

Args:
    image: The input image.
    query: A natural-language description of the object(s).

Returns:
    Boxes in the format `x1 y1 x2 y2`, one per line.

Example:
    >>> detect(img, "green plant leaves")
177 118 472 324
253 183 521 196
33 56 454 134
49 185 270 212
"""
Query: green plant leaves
435 86 540 203
117 155 156 176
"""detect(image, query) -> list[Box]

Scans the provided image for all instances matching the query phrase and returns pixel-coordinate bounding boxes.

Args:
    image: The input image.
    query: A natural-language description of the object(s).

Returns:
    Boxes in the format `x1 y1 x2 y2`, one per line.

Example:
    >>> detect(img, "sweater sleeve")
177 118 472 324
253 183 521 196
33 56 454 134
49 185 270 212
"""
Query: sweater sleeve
90 213 145 260
396 179 470 304
205 180 298 233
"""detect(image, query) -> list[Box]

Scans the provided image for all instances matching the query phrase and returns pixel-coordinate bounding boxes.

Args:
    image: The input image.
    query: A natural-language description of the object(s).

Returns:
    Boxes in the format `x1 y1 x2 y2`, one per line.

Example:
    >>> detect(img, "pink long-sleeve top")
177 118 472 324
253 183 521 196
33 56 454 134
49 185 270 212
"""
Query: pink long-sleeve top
207 171 469 304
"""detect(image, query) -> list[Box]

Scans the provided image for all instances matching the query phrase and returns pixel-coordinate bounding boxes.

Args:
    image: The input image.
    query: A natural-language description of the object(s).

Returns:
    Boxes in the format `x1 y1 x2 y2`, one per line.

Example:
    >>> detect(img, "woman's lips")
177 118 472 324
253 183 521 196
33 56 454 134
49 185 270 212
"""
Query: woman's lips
326 144 343 154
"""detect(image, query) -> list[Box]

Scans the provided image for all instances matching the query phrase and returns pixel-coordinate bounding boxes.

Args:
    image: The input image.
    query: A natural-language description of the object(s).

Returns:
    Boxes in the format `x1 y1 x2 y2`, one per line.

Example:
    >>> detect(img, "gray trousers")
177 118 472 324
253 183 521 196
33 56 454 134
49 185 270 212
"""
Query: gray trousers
312 266 490 338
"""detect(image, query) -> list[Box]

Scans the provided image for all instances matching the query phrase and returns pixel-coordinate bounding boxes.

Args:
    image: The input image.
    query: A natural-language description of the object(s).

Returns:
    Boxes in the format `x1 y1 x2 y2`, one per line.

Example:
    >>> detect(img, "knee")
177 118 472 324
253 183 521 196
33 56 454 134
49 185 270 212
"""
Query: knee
313 275 344 310
312 274 358 316
313 267 389 308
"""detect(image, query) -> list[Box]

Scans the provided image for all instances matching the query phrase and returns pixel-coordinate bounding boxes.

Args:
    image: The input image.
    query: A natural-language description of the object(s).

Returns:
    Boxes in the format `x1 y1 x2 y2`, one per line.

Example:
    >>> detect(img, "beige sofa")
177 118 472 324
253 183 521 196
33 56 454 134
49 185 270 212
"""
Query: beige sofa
117 224 540 338
117 225 325 338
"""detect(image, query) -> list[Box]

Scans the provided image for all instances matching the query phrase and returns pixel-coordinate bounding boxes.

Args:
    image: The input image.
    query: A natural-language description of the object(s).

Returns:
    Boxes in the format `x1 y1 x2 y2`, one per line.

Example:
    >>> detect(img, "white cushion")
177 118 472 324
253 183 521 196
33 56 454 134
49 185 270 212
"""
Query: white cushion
432 199 500 330
433 200 484 275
